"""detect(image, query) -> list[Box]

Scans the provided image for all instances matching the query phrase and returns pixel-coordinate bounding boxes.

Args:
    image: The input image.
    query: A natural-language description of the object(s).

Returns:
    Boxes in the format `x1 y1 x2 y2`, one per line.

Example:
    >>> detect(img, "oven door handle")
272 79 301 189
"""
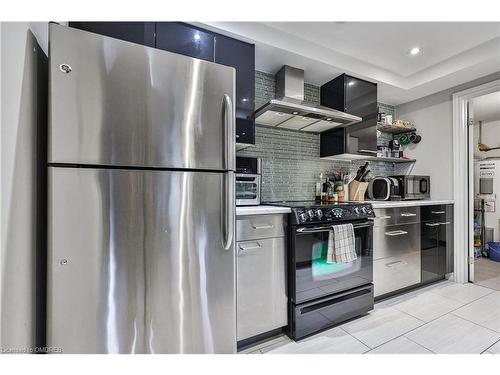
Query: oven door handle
296 222 372 233
296 226 332 233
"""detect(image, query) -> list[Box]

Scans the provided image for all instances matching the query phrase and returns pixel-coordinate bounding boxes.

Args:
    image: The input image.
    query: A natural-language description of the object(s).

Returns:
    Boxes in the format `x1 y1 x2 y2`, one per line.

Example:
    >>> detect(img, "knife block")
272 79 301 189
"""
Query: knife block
349 180 368 201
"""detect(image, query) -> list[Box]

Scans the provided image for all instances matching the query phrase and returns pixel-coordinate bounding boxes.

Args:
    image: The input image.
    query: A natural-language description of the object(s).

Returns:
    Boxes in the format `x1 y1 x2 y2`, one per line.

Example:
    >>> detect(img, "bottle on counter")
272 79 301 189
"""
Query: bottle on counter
337 184 345 202
322 177 330 202
315 173 324 202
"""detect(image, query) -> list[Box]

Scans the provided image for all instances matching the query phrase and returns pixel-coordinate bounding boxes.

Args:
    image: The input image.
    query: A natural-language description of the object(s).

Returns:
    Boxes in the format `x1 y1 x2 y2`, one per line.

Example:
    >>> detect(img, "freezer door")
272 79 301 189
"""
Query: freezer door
47 167 236 353
49 23 235 170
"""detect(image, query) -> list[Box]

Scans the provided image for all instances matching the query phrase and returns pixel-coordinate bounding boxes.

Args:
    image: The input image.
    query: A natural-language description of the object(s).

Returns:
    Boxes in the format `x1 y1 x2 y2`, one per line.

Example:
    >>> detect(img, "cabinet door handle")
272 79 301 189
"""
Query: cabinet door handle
432 211 446 214
400 213 417 217
238 242 262 251
368 215 391 220
385 230 408 236
425 223 440 227
439 221 451 225
251 223 274 229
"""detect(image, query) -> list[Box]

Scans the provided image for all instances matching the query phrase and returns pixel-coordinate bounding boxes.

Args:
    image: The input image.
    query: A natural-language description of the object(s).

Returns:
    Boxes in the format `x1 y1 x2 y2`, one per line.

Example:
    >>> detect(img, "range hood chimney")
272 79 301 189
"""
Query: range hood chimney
254 65 361 132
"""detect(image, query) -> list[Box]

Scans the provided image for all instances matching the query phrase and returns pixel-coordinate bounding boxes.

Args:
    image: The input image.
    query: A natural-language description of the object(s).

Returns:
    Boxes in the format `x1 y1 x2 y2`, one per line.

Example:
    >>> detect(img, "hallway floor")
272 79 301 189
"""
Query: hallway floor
475 257 500 292
241 280 500 354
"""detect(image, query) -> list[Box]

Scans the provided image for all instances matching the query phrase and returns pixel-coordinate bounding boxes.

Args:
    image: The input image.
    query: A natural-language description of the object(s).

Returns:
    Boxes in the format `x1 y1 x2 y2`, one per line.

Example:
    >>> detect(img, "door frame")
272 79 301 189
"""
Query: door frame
452 79 500 284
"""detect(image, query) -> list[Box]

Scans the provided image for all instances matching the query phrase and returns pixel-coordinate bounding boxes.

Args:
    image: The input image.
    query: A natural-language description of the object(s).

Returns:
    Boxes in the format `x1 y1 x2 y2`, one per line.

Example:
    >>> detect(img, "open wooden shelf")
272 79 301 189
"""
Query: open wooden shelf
377 122 416 134
360 156 416 164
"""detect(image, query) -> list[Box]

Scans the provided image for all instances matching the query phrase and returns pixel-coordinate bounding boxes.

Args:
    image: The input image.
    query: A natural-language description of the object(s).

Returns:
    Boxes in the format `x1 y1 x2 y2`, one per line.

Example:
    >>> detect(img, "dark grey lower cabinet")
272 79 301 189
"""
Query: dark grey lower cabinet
421 205 453 284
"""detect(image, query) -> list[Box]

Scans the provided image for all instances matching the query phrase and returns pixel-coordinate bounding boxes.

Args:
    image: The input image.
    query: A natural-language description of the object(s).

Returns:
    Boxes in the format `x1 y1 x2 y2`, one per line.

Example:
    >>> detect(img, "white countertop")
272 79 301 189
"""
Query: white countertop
236 205 292 216
236 200 453 215
365 199 454 209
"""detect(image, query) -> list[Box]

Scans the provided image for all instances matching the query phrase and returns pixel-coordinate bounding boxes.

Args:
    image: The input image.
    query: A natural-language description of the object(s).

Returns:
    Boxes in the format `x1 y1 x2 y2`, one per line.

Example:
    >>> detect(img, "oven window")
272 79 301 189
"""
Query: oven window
235 181 257 200
294 224 373 302
308 233 362 279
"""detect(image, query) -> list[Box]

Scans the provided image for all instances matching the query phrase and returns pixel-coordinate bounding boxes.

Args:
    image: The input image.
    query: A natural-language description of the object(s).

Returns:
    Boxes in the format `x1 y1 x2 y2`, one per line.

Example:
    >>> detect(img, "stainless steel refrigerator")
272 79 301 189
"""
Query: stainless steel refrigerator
47 23 236 354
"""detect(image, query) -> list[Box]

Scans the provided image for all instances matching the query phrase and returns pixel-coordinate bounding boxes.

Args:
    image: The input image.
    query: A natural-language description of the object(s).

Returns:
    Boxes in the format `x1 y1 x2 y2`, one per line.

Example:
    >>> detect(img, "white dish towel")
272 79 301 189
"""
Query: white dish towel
327 224 357 264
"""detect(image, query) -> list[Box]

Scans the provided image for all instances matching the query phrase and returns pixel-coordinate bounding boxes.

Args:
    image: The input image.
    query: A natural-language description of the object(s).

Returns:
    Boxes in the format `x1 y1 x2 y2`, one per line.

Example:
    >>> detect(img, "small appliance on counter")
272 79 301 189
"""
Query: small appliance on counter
367 176 401 201
236 157 261 206
391 175 430 200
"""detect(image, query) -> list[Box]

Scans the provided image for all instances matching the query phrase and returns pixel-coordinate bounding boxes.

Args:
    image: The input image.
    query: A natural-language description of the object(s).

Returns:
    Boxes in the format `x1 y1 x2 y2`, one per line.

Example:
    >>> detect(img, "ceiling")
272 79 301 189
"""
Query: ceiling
197 22 500 105
472 91 500 123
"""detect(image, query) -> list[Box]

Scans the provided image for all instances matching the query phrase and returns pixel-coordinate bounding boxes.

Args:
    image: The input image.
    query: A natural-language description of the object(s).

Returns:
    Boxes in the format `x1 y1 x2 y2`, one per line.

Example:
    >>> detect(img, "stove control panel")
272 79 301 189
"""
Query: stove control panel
293 204 374 224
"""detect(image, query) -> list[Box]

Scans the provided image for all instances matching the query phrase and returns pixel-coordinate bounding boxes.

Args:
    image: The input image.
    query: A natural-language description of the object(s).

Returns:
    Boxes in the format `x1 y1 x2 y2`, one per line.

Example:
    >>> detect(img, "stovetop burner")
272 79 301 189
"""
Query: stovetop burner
264 200 375 224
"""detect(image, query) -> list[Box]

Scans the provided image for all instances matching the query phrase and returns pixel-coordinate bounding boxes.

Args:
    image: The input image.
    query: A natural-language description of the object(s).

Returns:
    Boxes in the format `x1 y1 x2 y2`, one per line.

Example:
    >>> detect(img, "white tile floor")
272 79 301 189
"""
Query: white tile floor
474 257 500 292
241 280 500 354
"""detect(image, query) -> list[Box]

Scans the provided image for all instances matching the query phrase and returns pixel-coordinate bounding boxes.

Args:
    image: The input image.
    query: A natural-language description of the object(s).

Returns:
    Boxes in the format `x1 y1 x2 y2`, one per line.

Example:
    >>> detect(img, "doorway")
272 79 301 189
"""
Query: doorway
451 79 500 285
470 91 500 290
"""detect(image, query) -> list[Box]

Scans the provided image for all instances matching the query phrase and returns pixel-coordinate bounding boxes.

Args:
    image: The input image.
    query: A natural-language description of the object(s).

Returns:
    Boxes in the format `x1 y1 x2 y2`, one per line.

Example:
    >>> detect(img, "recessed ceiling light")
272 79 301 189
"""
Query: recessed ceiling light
276 112 286 116
410 47 421 55
325 118 333 121
292 111 299 115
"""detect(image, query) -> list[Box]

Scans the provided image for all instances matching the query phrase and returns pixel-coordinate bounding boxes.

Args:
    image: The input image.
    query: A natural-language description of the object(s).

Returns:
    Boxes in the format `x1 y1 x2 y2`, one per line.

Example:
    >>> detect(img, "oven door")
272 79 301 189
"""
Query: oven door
235 174 260 206
291 221 373 304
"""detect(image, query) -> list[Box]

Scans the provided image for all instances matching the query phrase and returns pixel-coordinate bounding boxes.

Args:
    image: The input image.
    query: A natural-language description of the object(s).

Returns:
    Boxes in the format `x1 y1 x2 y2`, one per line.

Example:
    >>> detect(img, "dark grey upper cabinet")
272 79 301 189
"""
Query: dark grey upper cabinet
155 23 215 62
69 22 155 47
215 35 255 145
320 74 378 157
320 74 377 118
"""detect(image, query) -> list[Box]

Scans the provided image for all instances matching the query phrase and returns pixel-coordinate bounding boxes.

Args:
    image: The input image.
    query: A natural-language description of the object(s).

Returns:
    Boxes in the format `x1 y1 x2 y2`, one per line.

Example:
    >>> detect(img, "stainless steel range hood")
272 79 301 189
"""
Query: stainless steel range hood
254 66 361 132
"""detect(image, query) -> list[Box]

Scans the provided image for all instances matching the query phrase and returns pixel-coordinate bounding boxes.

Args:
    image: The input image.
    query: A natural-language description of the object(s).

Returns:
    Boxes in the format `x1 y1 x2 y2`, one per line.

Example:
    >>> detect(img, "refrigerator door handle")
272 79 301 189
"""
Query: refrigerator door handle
223 94 235 171
223 171 235 250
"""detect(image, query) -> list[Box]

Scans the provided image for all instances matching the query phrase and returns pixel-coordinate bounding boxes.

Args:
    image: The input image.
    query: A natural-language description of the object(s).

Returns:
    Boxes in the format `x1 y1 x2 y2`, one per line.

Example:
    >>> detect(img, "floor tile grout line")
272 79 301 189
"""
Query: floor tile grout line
448 312 500 336
355 291 499 354
337 326 372 352
480 338 500 354
403 334 437 354
355 311 427 352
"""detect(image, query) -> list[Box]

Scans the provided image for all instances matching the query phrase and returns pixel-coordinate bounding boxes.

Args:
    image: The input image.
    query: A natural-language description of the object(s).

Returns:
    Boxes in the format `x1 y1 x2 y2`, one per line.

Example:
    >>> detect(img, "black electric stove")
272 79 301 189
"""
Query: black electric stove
266 200 375 340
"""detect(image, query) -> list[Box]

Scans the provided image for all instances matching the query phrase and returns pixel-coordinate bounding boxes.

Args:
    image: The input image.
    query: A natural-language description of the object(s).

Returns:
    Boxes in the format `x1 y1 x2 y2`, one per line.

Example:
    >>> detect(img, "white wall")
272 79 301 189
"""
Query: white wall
0 21 49 351
396 72 500 200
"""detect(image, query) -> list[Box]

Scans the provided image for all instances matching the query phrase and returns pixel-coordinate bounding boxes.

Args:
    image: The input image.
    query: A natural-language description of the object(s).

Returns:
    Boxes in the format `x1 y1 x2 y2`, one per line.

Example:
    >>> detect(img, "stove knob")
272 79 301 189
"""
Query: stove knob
315 209 323 219
299 212 308 223
307 209 315 219
361 207 367 214
354 207 360 215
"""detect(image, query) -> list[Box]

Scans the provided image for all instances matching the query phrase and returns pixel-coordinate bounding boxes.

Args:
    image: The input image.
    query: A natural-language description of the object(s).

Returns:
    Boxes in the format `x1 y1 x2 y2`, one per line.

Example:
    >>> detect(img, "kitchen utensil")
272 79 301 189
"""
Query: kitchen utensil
360 169 370 182
414 135 421 144
409 132 417 143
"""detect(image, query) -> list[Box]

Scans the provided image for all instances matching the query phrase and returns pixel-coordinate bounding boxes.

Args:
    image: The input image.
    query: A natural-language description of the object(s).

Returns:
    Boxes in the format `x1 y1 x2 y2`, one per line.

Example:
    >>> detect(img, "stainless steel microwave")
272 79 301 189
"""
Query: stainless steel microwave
236 157 261 206
391 175 430 200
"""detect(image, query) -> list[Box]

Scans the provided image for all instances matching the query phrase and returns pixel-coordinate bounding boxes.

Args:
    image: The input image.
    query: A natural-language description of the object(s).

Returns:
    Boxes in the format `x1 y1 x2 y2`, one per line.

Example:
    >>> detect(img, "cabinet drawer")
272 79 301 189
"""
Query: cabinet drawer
237 214 286 241
372 207 420 226
237 237 287 341
373 223 421 261
374 251 421 297
421 204 453 222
